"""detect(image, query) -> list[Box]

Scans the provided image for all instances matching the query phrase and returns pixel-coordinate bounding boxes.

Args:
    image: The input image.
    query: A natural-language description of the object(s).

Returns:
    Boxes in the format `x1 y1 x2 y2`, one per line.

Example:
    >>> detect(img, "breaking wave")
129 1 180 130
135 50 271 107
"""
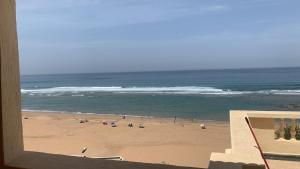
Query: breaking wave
20 86 300 95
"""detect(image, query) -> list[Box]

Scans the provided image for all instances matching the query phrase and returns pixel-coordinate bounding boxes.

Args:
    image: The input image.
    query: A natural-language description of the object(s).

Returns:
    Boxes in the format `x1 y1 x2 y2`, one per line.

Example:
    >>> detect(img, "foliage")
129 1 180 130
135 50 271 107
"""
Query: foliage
284 126 291 140
296 125 300 140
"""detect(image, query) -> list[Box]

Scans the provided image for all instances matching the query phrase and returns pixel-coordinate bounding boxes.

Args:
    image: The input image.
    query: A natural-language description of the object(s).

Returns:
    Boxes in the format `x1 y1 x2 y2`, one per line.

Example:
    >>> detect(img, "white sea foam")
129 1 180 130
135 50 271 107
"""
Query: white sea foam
22 109 64 113
20 86 300 95
71 94 85 97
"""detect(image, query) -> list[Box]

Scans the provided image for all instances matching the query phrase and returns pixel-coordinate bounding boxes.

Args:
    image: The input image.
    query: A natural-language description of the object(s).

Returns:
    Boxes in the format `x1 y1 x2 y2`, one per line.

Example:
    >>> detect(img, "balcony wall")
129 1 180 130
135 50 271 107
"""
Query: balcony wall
248 112 300 156
209 110 300 169
208 110 265 169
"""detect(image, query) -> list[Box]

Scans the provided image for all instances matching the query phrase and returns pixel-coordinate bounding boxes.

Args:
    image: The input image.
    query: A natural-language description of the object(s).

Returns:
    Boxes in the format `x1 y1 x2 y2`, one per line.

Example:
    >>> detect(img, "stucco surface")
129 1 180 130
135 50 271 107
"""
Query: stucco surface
0 0 24 164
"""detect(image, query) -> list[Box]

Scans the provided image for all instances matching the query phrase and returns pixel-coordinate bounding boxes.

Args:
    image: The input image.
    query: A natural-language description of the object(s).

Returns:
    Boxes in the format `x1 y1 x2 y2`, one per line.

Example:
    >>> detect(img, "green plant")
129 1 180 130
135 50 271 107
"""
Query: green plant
284 126 291 140
296 125 300 140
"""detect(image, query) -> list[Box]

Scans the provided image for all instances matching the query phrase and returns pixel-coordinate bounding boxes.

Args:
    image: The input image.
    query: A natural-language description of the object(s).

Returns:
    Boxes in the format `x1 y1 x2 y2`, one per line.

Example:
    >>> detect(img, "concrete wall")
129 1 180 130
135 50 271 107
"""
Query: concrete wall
208 111 265 169
250 117 300 155
0 0 24 164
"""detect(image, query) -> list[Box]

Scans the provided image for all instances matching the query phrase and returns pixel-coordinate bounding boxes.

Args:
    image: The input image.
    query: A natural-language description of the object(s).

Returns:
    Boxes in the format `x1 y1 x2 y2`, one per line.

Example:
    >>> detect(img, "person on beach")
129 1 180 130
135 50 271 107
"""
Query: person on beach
174 116 177 124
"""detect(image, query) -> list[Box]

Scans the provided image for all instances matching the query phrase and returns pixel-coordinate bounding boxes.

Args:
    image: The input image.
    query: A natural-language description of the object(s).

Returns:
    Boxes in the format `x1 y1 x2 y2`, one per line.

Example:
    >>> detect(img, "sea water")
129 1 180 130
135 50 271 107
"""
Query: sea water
21 67 300 120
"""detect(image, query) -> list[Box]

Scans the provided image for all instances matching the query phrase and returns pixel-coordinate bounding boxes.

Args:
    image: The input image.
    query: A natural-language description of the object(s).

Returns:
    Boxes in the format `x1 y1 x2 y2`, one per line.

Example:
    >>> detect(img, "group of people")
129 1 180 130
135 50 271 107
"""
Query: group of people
100 115 145 128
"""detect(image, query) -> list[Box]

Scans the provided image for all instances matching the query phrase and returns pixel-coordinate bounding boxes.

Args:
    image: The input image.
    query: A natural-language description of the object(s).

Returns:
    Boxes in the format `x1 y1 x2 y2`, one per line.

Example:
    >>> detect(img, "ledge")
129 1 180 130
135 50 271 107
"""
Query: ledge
7 151 201 169
246 110 300 119
264 151 300 159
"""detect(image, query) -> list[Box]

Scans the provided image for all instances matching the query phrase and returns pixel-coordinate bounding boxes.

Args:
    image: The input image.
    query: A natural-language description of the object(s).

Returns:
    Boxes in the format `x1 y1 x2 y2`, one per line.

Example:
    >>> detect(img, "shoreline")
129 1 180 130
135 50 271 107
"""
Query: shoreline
22 111 230 168
22 109 230 123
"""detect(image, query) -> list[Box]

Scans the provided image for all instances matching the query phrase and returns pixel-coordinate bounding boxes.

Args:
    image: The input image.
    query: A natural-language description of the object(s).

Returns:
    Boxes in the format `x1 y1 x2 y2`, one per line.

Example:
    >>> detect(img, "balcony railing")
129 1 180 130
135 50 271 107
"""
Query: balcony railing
274 119 300 140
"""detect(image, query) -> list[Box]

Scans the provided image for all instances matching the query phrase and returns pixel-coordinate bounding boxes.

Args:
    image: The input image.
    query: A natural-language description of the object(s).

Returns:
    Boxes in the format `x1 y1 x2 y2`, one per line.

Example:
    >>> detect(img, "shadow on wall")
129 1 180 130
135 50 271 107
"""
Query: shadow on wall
209 161 265 169
8 151 202 169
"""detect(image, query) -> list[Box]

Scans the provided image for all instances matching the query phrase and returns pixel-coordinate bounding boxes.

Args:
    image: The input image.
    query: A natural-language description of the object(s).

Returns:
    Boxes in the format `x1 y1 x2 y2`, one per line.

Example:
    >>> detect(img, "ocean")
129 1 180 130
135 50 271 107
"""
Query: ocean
21 67 300 120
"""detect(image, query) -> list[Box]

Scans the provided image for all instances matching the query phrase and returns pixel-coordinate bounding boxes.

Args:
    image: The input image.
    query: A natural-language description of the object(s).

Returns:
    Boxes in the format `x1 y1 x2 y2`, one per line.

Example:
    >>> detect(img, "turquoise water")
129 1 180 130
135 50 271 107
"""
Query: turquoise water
21 67 300 120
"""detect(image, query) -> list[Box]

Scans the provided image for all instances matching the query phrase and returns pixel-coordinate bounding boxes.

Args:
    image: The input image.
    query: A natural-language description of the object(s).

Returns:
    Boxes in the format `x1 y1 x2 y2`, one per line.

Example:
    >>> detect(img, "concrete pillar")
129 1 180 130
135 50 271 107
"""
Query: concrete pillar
279 118 285 139
291 119 296 140
0 0 24 164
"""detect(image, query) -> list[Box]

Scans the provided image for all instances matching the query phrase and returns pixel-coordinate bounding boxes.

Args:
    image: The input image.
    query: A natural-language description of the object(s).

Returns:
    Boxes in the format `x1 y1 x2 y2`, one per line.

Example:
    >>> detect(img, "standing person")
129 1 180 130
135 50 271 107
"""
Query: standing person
174 116 177 124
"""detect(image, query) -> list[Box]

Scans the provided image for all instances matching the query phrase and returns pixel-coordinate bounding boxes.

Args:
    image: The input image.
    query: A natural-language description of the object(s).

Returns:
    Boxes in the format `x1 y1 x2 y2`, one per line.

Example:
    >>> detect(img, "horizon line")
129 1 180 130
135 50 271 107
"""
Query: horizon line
21 66 300 76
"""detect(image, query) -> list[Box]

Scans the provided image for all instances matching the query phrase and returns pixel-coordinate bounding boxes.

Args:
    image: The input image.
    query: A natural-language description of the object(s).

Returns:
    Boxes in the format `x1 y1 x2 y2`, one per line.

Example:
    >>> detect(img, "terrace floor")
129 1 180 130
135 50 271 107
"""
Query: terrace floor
267 159 300 169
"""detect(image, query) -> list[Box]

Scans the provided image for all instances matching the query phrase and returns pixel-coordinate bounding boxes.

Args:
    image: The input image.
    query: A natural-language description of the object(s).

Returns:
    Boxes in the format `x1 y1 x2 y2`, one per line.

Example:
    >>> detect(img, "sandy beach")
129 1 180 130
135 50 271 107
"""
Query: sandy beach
22 111 230 168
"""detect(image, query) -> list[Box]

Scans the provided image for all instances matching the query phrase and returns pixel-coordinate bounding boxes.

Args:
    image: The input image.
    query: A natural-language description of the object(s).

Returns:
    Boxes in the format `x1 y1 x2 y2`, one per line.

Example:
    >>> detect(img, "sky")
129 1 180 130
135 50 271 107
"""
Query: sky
17 0 300 75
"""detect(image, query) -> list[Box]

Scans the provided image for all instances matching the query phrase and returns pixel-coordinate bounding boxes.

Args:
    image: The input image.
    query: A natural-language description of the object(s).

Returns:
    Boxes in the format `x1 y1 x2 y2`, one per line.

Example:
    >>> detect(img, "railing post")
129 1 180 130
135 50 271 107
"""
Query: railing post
279 118 285 139
291 119 296 140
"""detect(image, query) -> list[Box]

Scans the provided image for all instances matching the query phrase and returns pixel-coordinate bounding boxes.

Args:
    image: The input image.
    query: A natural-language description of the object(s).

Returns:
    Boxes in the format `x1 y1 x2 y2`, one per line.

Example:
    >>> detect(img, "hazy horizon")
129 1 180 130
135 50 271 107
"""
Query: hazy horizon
17 0 300 75
20 66 300 76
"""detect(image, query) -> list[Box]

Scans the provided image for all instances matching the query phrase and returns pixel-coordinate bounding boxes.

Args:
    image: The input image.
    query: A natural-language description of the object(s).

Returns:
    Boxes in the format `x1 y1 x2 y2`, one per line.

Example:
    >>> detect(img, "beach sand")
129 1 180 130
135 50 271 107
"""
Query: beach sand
22 111 230 168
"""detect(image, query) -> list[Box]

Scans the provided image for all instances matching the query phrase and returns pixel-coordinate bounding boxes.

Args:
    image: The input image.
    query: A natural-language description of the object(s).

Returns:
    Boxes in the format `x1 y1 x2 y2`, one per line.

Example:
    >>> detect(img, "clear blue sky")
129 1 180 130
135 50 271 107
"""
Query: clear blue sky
17 0 300 75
